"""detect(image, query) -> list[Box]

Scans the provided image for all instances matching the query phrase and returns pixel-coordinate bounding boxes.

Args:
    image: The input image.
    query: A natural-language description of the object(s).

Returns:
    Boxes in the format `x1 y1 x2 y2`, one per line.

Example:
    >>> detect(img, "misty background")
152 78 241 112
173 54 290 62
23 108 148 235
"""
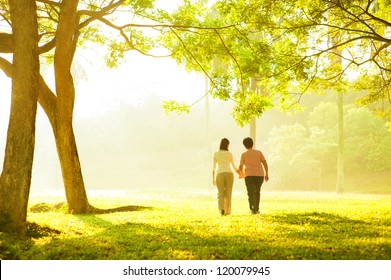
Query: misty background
1 51 390 196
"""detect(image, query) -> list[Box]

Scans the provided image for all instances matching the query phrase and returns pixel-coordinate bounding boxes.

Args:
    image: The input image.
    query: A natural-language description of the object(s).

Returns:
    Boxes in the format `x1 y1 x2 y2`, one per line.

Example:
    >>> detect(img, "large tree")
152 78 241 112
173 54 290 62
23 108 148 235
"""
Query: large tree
0 0 280 216
0 0 39 234
1 0 160 215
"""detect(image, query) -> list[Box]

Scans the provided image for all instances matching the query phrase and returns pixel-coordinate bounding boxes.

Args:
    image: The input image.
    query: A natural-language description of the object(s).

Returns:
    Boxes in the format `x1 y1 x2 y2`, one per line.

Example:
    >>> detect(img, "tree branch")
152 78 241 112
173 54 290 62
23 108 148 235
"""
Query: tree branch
170 28 211 78
0 56 12 77
78 0 126 29
36 0 61 6
213 29 245 97
0 56 57 124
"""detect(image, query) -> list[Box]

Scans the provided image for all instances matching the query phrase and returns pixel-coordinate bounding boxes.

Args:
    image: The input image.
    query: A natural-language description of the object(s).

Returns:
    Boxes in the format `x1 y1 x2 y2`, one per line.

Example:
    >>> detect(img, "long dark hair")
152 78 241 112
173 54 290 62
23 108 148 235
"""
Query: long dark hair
219 138 230 151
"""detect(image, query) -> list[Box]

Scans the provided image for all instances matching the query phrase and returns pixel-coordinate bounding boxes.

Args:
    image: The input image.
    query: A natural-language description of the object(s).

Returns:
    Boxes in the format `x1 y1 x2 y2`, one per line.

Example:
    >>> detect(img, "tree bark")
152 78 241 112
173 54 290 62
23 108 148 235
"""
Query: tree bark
0 33 13 53
53 0 91 213
0 0 39 234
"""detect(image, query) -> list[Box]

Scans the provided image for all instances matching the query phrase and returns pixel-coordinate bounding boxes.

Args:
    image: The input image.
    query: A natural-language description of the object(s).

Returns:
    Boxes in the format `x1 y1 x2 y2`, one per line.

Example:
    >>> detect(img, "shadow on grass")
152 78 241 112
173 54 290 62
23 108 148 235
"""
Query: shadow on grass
90 205 153 214
30 202 153 214
270 211 372 234
8 210 390 260
267 211 387 242
272 211 368 226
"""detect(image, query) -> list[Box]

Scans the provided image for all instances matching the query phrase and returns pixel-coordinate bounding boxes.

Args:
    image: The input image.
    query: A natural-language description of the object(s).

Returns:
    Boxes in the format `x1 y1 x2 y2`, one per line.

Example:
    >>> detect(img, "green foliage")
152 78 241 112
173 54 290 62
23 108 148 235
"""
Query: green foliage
344 108 391 172
1 191 390 259
211 0 391 120
209 73 234 100
123 0 155 10
162 100 191 115
232 92 273 127
307 102 338 131
104 41 127 68
2 0 391 125
266 124 314 188
265 101 391 190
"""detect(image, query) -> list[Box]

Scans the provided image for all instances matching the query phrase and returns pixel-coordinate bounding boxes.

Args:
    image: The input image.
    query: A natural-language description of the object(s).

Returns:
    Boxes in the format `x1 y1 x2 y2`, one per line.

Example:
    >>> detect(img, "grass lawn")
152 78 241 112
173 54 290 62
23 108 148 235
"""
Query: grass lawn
1 189 390 260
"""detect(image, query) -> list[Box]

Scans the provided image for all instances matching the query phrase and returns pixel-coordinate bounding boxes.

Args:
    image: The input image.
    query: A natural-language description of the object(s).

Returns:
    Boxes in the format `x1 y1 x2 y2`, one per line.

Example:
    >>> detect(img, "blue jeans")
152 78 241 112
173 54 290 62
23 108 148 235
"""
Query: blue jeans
245 176 264 213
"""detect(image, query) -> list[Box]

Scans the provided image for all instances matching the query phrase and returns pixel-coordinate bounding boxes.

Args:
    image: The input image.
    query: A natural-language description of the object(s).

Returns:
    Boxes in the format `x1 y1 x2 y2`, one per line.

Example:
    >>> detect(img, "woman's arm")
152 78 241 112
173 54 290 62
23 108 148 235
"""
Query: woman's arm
262 159 269 182
212 154 217 186
230 153 240 173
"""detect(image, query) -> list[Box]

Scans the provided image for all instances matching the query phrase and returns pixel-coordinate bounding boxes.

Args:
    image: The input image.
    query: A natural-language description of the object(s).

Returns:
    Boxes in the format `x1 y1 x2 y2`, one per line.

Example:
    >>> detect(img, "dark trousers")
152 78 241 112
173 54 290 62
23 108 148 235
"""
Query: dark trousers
245 176 264 213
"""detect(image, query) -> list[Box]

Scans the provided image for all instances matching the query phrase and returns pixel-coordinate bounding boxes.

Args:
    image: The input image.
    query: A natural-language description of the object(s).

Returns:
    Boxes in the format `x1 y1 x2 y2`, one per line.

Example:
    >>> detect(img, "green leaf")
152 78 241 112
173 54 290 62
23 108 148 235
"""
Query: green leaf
162 100 191 115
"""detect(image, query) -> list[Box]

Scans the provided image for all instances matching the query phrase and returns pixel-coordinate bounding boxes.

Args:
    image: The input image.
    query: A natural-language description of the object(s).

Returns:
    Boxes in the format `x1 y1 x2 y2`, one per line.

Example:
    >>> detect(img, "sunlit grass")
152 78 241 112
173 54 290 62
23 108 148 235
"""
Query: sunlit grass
1 190 390 260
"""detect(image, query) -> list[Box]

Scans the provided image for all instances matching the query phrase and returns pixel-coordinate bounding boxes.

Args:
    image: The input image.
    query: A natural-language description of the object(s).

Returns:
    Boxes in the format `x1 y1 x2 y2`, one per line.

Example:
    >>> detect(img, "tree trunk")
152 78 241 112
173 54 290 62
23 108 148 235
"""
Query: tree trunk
250 118 257 148
53 121 90 213
205 74 211 154
249 77 259 148
205 74 213 186
1 52 91 215
0 0 39 234
336 92 344 193
53 0 91 213
332 33 345 193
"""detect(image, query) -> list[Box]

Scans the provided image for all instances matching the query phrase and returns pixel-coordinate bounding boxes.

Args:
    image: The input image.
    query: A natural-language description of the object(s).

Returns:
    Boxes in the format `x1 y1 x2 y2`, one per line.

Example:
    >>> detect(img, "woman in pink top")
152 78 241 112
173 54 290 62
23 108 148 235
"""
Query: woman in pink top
239 137 269 214
212 138 240 216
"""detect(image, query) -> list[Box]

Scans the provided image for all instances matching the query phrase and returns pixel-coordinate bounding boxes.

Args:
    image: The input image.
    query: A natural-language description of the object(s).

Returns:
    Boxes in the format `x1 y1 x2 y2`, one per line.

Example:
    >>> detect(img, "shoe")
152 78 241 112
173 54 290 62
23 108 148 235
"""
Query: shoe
220 210 225 216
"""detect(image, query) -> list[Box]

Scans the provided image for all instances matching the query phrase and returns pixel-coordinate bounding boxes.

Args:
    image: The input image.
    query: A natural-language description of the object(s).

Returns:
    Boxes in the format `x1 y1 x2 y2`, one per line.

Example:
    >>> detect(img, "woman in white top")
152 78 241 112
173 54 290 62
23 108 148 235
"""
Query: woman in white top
212 138 240 216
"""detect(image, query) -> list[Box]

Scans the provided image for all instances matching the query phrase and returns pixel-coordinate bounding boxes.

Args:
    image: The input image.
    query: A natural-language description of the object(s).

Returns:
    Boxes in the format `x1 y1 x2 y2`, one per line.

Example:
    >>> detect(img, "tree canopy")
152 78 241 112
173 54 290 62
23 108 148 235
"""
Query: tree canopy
161 0 391 126
2 0 390 124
